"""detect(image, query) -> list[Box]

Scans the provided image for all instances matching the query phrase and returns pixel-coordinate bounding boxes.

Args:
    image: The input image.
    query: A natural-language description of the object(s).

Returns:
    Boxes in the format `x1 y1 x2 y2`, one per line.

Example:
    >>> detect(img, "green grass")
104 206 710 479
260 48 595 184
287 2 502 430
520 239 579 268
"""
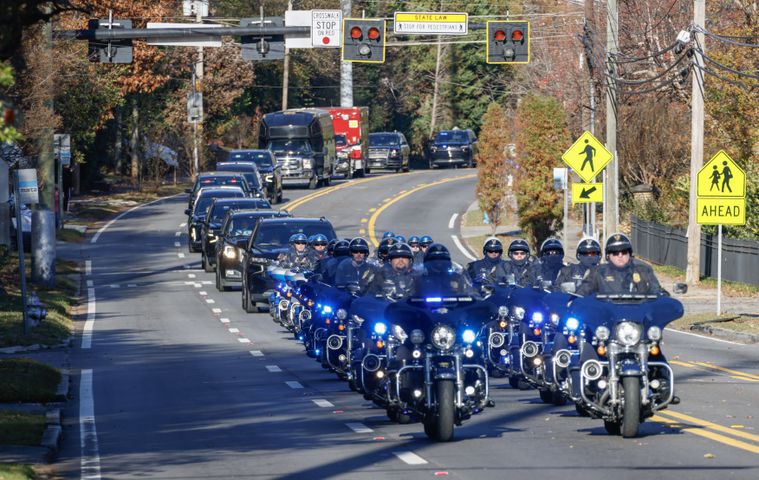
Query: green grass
463 208 487 227
650 263 759 296
0 253 75 348
56 228 85 243
0 360 62 403
669 313 759 336
0 463 38 479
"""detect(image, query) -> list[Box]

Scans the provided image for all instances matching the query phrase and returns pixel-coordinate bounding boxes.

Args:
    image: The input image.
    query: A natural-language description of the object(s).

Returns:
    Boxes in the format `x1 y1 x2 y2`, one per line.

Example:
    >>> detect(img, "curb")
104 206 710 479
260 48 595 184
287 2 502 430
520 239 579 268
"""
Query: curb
689 324 759 344
0 408 62 464
55 371 70 401
0 338 72 355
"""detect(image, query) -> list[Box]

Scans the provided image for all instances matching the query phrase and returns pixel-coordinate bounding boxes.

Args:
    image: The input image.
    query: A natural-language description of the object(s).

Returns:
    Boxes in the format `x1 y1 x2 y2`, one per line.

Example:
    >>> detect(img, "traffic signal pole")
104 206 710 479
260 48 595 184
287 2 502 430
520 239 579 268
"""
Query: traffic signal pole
603 0 619 240
340 0 353 107
194 7 204 176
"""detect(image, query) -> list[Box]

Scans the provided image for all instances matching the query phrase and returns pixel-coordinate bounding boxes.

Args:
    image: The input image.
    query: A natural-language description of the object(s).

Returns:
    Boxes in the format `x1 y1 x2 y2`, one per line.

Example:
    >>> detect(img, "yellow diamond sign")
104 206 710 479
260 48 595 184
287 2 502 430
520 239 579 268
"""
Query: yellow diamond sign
697 150 745 198
562 131 613 183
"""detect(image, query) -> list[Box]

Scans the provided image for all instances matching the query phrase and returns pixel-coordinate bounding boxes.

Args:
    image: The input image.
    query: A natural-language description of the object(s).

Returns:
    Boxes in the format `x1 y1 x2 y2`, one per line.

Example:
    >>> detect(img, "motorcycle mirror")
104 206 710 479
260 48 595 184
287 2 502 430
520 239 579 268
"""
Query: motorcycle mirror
542 280 553 291
184 208 191 216
560 282 576 294
673 282 688 294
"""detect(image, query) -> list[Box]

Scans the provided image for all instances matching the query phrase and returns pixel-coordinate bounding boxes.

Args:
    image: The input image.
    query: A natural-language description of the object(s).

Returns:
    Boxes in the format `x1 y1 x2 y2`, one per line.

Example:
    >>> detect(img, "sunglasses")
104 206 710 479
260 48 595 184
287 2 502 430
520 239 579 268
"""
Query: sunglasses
294 241 307 245
609 251 630 257
511 251 527 256
580 252 600 256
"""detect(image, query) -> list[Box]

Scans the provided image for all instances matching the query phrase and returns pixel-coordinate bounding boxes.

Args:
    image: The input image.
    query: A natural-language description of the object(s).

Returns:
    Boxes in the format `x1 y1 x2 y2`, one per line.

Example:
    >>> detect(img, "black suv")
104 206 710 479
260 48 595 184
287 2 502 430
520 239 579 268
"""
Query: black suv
185 188 246 253
241 217 337 313
224 150 284 204
200 197 273 272
186 172 251 211
428 129 478 168
215 162 267 200
214 209 291 291
368 132 410 172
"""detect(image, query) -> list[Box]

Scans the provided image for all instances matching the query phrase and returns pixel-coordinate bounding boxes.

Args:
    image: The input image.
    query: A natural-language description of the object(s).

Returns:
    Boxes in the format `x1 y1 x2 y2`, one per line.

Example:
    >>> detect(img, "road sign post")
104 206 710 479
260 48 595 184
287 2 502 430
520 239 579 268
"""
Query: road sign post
695 150 746 314
13 171 32 334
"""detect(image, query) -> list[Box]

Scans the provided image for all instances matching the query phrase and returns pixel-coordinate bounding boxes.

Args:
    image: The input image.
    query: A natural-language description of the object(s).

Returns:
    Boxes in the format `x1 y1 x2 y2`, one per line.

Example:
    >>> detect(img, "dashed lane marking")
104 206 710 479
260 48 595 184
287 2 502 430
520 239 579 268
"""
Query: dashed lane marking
82 288 96 349
286 381 303 389
175 232 181 237
250 350 264 357
212 308 222 314
393 451 428 465
85 260 92 276
178 253 185 259
346 423 373 434
312 399 334 408
187 273 196 279
228 328 240 333
199 291 207 296
180 222 187 227
206 299 215 304
266 365 282 372
238 338 251 344
220 318 230 324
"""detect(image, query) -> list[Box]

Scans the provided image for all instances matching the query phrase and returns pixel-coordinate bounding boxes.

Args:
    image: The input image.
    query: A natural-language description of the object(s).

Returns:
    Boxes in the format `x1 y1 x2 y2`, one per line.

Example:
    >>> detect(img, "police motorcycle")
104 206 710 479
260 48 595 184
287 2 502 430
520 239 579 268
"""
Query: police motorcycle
382 244 491 442
267 265 308 332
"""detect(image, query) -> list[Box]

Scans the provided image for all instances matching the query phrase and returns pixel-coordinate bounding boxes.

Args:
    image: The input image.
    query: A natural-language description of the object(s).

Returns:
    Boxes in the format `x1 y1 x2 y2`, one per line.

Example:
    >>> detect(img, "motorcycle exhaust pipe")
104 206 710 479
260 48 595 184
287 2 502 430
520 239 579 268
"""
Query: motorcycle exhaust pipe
582 360 603 381
327 335 344 350
554 349 572 369
489 332 506 349
521 341 540 358
362 354 381 372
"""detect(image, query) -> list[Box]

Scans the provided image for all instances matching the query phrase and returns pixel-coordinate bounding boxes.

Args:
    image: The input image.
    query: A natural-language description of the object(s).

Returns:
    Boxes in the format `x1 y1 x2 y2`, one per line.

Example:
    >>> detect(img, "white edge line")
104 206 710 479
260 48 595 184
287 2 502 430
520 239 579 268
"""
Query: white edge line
448 213 458 229
393 451 428 465
82 287 96 349
265 365 282 372
249 350 264 356
80 369 102 479
91 193 181 244
85 260 92 276
451 234 477 261
665 327 745 346
285 381 303 389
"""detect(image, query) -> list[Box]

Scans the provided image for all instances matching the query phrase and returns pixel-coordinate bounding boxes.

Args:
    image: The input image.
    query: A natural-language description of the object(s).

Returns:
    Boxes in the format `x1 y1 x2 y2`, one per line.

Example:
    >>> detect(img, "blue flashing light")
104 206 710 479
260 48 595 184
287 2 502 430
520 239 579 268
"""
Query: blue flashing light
566 317 580 331
322 305 333 314
425 297 443 303
531 312 544 323
462 329 477 344
315 349 321 356
373 322 388 335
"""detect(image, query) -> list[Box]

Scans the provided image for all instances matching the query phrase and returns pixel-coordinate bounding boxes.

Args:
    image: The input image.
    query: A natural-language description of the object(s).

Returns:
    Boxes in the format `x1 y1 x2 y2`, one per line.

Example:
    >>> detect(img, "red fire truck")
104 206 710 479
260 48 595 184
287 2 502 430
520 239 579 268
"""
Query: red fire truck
328 107 369 178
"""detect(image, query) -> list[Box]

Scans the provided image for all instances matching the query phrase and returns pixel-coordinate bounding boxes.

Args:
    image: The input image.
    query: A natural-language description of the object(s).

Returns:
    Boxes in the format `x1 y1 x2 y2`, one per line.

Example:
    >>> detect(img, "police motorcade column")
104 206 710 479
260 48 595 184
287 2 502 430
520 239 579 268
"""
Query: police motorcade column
367 243 417 298
307 233 330 267
556 238 602 290
566 233 685 438
277 233 313 269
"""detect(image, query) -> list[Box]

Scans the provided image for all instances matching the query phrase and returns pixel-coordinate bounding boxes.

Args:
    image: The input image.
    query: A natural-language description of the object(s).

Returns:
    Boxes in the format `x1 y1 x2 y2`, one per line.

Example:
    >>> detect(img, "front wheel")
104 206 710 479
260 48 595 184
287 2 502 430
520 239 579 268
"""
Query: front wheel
203 254 213 273
621 376 642 438
431 379 455 442
308 175 318 189
539 389 554 404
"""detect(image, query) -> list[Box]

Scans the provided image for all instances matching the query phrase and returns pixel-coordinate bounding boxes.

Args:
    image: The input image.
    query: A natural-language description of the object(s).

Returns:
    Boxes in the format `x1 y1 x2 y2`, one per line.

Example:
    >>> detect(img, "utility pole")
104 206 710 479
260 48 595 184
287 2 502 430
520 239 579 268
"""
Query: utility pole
340 0 353 107
429 0 444 137
282 0 292 109
193 6 204 175
604 0 619 238
584 0 597 238
686 0 705 286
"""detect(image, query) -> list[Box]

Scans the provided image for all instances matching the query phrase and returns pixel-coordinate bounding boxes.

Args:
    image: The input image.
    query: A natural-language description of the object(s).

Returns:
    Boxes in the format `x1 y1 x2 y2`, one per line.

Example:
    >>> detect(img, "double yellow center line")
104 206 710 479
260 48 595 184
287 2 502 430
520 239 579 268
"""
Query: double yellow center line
671 360 759 382
654 410 759 455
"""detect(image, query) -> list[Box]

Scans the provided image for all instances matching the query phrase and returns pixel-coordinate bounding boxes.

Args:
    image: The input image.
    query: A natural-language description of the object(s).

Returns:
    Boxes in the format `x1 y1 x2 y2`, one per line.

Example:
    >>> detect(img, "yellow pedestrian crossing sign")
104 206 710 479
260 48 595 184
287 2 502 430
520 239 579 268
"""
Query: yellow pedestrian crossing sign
571 182 603 204
697 150 745 198
561 131 613 183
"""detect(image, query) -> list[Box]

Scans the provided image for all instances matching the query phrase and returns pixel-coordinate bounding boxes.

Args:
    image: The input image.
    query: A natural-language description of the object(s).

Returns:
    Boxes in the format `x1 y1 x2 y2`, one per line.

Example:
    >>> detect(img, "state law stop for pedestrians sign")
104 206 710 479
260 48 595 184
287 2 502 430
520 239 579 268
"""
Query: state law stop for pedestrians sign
312 10 342 47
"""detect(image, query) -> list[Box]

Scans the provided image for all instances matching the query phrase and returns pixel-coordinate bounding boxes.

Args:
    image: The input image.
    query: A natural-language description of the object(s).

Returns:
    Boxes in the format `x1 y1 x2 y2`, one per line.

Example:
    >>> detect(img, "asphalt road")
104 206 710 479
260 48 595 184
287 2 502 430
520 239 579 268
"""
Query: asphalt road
57 169 759 479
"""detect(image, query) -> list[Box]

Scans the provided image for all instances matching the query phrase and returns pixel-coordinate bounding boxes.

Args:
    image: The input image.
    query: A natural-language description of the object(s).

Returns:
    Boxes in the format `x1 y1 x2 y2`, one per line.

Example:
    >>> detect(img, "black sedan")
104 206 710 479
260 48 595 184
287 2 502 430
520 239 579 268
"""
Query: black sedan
200 197 272 272
185 188 246 253
214 209 291 291
241 217 337 313
224 150 283 204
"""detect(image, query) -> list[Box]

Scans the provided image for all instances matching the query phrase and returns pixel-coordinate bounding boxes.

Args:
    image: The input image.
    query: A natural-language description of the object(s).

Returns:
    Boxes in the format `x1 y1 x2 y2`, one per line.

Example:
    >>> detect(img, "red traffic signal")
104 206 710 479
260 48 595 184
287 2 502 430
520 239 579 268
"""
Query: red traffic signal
367 27 381 40
512 29 524 42
350 26 362 39
493 29 506 42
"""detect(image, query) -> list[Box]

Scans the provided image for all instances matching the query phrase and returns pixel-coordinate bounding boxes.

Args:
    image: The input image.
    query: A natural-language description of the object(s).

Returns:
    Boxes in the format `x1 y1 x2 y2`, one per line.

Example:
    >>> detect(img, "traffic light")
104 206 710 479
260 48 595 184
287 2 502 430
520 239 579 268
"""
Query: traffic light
240 17 285 61
87 18 133 64
486 21 530 64
342 19 386 63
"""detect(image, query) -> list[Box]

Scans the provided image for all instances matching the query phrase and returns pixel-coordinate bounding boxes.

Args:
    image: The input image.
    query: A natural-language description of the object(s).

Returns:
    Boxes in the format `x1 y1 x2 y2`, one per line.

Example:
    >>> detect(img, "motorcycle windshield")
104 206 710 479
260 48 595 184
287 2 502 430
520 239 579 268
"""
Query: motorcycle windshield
568 296 684 332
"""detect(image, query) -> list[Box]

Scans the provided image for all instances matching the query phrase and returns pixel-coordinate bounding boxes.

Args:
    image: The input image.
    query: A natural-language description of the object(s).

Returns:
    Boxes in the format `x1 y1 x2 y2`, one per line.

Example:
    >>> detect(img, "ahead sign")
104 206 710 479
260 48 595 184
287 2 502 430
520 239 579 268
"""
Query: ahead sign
312 10 342 48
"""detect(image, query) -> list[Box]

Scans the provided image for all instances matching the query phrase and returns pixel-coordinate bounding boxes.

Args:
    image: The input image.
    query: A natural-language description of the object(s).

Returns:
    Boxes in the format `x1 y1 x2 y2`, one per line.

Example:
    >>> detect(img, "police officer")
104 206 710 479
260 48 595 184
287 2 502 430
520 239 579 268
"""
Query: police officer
375 237 397 266
415 243 476 297
395 234 406 244
577 233 662 296
467 238 510 287
335 237 377 294
368 243 417 299
320 239 350 284
277 233 312 269
525 238 567 289
503 239 532 284
307 234 330 266
556 238 602 290
382 231 396 240
415 235 434 264
408 236 421 258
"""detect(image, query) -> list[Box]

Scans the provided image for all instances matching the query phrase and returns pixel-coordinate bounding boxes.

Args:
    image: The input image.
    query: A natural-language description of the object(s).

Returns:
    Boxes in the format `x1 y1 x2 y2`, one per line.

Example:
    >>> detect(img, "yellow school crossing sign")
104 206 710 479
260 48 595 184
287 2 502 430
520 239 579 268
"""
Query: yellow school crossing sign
696 151 746 225
562 131 613 183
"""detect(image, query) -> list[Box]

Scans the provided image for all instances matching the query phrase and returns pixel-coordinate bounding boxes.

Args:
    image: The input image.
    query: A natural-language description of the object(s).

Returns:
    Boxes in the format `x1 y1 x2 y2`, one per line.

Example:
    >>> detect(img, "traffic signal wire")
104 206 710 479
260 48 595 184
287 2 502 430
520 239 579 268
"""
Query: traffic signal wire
691 45 759 80
694 26 759 48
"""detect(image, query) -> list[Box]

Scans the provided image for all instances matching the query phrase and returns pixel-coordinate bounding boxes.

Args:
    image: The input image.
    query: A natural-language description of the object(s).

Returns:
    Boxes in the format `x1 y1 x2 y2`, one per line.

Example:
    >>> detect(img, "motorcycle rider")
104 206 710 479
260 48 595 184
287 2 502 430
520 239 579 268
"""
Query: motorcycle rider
382 231 396 240
368 243 417 299
556 238 602 290
415 243 476 297
408 236 421 258
335 237 377 294
277 233 312 269
524 238 567 290
577 233 662 296
415 235 434 264
375 237 397 266
466 238 511 288
320 239 350 284
395 234 406 244
503 239 532 284
307 234 330 266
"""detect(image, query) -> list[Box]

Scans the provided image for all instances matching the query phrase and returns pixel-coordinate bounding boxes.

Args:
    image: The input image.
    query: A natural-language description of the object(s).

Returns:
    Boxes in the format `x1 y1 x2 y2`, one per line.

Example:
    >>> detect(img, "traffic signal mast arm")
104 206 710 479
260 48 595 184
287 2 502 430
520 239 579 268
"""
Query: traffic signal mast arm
54 25 311 41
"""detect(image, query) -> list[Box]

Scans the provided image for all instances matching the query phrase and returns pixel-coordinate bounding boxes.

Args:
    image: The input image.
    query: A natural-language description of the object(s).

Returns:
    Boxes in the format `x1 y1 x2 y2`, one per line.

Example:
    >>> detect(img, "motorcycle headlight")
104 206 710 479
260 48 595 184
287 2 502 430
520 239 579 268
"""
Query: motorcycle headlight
595 325 610 341
392 325 408 343
336 308 347 320
431 325 455 350
565 317 580 331
498 305 509 317
647 326 662 341
531 312 544 324
462 328 477 344
373 322 388 335
264 174 273 182
513 306 525 320
615 321 642 346
223 245 237 259
550 313 560 326
410 329 425 345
